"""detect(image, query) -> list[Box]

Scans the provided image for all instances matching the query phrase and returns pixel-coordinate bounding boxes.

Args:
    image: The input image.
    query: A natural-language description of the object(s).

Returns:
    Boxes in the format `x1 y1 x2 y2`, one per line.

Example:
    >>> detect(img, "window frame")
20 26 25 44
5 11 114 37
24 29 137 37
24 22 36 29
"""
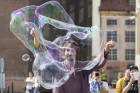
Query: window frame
108 49 117 60
125 49 135 60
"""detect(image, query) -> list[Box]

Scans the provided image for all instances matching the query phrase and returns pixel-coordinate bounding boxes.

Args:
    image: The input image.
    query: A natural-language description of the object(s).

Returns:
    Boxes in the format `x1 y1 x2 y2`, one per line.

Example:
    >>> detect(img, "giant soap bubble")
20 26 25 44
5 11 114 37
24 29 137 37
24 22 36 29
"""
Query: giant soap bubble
10 1 105 89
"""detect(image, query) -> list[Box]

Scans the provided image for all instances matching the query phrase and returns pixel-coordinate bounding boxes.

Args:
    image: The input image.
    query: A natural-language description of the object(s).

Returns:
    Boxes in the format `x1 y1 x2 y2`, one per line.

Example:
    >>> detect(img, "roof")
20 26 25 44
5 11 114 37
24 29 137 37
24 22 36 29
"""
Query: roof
99 0 135 11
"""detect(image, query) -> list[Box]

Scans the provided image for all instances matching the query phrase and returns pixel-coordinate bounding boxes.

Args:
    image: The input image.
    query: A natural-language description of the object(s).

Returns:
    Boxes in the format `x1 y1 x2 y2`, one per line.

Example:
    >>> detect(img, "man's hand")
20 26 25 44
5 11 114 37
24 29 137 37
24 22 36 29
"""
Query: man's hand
30 28 35 37
30 28 40 47
104 40 115 53
96 76 102 82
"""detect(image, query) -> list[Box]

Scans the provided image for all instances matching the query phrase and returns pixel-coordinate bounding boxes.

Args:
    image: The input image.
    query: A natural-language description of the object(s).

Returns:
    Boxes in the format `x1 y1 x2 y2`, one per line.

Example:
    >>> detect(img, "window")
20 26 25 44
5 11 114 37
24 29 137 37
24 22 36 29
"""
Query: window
107 19 117 25
108 49 117 60
61 0 66 5
125 19 135 25
107 31 117 42
125 49 135 60
88 3 92 18
125 31 135 42
69 4 74 12
79 0 84 7
79 8 84 23
87 0 92 18
129 0 136 8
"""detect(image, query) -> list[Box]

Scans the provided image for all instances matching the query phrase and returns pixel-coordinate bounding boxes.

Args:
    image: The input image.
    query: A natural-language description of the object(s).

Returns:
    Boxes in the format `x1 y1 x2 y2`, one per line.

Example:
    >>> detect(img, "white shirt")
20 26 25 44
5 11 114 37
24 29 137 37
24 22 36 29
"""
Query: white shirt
25 77 34 90
34 77 40 88
89 79 109 93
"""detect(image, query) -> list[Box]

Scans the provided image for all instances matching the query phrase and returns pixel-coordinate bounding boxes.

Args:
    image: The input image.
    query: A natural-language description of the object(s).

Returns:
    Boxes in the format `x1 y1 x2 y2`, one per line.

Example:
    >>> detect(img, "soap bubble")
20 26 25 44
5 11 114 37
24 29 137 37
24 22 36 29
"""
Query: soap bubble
22 54 30 61
10 1 105 89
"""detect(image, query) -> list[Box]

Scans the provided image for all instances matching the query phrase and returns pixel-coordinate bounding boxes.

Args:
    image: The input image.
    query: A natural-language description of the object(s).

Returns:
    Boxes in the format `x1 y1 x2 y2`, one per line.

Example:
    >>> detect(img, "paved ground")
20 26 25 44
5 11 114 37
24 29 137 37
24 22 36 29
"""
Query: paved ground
108 89 116 93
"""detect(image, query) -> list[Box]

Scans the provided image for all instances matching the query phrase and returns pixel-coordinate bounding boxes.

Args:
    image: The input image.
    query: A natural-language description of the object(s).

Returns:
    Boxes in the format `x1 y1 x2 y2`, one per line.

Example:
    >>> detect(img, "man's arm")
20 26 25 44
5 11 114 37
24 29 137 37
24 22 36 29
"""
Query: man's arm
122 81 132 93
104 40 115 56
97 77 109 93
101 85 109 93
122 77 134 93
90 40 115 71
30 29 40 47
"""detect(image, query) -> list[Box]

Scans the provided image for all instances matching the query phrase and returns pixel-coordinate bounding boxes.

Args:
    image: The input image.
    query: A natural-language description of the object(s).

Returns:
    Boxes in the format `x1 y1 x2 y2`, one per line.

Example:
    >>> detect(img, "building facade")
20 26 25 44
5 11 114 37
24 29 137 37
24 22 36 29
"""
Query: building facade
98 0 136 83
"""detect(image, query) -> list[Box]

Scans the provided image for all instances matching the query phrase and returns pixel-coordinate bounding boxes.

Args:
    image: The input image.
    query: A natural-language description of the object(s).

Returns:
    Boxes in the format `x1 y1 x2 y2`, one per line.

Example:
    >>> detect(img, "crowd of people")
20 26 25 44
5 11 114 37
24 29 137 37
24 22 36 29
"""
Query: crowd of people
89 64 140 93
116 65 140 93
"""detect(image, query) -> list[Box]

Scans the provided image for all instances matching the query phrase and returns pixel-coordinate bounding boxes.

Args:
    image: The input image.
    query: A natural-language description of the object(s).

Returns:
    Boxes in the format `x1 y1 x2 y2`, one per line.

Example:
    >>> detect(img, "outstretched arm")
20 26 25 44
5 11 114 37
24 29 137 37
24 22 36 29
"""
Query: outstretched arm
30 29 40 47
122 74 135 93
90 40 115 72
104 40 115 56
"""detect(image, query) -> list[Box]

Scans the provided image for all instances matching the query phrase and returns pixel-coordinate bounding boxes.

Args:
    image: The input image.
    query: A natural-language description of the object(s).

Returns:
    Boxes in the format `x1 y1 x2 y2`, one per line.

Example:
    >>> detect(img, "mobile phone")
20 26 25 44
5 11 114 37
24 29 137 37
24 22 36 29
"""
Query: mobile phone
95 73 99 77
134 72 140 80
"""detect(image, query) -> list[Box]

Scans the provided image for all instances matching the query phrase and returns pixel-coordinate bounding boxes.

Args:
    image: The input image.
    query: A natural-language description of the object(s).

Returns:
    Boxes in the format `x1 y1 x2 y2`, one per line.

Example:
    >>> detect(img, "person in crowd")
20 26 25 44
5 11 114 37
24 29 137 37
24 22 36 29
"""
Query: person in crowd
117 72 124 80
122 65 140 93
89 69 109 93
101 71 107 82
25 72 34 93
116 69 130 93
33 70 40 93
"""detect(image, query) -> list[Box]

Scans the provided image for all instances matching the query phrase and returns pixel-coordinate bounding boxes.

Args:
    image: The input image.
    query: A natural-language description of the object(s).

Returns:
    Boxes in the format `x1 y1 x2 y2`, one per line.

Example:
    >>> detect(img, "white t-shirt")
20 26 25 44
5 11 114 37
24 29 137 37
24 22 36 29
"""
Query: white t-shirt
89 79 109 93
25 77 34 90
102 81 109 90
34 77 40 88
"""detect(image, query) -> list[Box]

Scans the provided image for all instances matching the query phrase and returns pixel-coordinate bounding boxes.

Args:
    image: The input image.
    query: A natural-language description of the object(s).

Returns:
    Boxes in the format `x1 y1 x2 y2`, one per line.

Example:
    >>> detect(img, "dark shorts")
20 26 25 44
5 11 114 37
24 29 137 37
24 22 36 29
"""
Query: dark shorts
26 88 34 93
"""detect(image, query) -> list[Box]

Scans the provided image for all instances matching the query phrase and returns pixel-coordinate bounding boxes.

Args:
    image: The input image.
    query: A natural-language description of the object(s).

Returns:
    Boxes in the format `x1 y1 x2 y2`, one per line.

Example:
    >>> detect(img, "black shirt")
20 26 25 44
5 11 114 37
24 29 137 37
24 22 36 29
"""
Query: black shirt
123 78 138 93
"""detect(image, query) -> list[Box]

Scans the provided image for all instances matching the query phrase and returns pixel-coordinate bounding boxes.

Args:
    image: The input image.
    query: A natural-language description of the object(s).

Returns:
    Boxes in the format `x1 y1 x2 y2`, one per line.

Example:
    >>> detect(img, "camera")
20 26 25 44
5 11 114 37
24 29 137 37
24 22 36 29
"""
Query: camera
134 72 140 80
95 73 100 77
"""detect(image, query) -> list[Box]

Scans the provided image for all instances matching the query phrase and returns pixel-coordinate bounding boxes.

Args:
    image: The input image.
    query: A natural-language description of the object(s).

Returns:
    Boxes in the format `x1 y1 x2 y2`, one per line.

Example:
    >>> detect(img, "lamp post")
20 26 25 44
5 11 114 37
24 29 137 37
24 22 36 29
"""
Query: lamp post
135 0 140 69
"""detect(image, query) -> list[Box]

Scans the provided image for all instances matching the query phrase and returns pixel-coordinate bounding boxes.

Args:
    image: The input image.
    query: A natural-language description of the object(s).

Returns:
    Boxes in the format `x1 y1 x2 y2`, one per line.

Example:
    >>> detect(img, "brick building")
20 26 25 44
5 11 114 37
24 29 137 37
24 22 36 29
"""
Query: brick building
0 0 29 92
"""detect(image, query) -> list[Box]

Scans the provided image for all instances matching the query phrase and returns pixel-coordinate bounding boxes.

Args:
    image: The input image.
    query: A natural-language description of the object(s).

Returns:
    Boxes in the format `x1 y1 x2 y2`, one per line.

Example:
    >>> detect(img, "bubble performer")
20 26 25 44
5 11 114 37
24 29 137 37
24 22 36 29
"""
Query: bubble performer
10 1 115 92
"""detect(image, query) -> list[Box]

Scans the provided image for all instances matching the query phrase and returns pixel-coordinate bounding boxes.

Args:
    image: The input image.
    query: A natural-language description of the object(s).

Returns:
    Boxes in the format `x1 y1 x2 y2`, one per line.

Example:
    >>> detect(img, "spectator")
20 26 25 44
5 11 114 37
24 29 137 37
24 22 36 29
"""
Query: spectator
33 70 40 93
118 72 124 80
122 65 140 93
101 71 107 82
116 69 130 93
89 69 109 93
25 72 34 93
